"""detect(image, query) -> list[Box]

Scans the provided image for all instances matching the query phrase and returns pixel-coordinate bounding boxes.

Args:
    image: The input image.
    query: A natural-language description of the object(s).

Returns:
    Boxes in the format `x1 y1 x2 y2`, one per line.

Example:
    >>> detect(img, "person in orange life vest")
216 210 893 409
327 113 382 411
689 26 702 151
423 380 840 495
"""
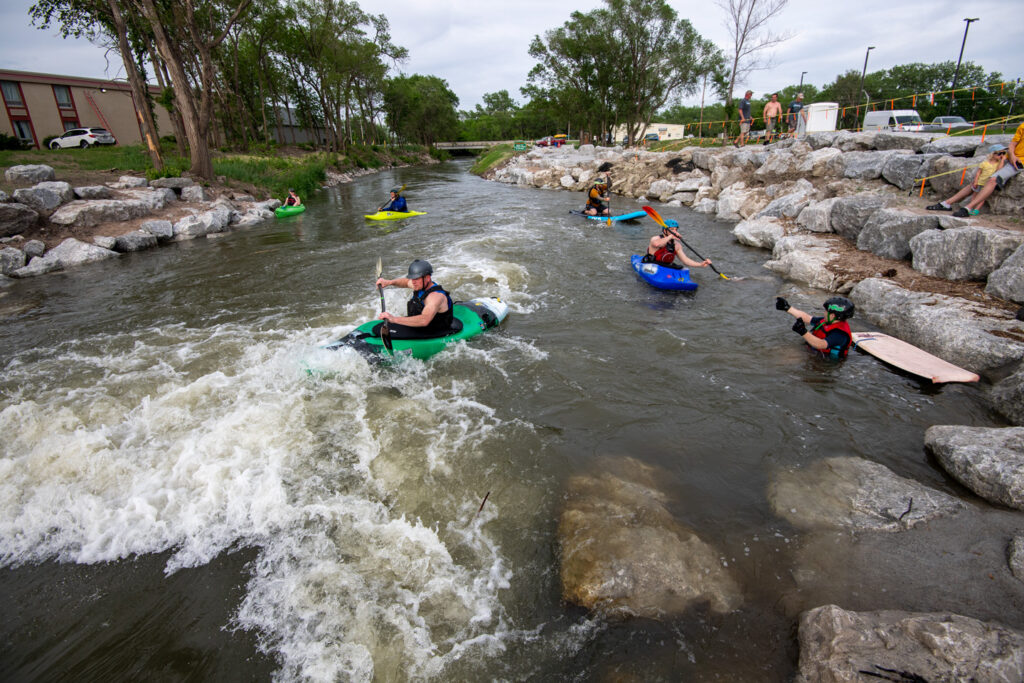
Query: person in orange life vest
641 219 713 270
776 296 855 360
374 259 455 339
584 177 611 216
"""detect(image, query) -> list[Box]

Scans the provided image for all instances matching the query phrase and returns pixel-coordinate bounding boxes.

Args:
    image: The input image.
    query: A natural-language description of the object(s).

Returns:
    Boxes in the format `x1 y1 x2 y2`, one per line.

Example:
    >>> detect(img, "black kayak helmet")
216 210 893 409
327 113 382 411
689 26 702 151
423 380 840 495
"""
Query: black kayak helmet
406 259 433 279
823 296 855 321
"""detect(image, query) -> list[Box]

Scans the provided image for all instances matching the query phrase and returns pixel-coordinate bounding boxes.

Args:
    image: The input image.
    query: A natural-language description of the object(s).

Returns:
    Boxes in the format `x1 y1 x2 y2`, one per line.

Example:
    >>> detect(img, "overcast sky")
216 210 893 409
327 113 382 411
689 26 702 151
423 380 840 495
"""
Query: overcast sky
2 0 1020 111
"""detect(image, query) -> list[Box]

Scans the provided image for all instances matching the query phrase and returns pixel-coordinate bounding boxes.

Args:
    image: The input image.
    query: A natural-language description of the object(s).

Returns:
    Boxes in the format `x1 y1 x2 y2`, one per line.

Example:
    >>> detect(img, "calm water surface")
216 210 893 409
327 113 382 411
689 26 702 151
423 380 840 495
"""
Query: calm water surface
1 159 1019 681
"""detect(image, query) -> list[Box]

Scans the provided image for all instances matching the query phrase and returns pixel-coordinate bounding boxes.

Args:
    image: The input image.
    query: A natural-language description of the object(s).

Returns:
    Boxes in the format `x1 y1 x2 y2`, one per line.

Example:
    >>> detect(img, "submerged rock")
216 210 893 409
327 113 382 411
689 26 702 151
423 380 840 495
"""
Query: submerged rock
925 425 1024 510
559 458 741 619
768 456 964 532
796 604 1024 683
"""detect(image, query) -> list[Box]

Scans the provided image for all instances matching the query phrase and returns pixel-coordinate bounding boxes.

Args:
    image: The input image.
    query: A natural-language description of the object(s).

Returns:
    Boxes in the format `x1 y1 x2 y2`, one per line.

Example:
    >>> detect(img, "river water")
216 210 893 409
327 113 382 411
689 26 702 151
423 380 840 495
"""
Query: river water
1 159 1020 681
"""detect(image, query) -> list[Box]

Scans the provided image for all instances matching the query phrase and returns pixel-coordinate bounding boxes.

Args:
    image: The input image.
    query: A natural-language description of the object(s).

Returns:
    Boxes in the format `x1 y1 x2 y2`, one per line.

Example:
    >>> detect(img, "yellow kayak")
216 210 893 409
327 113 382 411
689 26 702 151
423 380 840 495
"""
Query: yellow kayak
363 210 427 221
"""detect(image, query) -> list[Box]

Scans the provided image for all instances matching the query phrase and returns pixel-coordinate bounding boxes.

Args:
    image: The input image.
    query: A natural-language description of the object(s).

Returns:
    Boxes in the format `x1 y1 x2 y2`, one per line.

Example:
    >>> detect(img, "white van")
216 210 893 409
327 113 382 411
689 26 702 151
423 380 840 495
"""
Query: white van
862 109 925 132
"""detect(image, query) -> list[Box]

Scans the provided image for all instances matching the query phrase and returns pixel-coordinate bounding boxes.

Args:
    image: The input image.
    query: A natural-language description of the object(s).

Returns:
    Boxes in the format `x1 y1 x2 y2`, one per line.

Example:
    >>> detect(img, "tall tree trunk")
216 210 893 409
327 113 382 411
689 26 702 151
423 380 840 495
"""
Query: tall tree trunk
107 0 162 169
148 46 188 156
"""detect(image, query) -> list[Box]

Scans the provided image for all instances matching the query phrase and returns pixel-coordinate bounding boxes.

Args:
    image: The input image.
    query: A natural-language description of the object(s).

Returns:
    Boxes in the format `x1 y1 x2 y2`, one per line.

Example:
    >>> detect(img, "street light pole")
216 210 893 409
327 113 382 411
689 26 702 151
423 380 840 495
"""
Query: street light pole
948 17 979 116
857 46 875 127
799 71 807 89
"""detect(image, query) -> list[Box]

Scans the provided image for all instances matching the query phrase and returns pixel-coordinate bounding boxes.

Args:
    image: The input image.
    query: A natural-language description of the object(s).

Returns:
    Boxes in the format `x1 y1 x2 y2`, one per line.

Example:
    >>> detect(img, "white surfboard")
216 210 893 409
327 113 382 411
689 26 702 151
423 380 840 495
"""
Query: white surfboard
851 332 979 384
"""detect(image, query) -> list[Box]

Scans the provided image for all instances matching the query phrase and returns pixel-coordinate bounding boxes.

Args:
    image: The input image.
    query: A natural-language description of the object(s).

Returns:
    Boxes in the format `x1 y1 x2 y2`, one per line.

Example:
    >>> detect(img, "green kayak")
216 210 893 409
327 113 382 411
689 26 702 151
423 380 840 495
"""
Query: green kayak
364 210 426 221
275 204 306 217
323 297 509 363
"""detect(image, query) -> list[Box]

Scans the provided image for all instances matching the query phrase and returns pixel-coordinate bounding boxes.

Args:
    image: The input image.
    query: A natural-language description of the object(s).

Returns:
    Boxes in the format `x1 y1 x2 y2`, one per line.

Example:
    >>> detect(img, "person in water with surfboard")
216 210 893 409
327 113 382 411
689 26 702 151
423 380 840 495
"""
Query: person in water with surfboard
379 187 408 213
776 296 855 360
584 177 611 216
283 188 302 206
373 259 455 339
642 220 713 270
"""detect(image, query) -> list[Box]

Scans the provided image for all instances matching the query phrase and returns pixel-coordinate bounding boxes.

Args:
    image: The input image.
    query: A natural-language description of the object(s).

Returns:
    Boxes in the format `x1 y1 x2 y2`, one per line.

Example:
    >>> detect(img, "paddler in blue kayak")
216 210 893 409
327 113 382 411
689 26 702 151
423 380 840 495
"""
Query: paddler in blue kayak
583 177 610 216
776 296 855 359
373 259 455 339
283 188 302 206
378 187 408 213
642 219 712 270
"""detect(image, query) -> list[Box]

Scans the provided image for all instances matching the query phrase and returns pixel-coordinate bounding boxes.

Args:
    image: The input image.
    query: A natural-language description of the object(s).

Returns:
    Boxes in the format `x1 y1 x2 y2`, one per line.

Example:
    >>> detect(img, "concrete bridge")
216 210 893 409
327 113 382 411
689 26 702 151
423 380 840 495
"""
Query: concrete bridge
434 140 515 150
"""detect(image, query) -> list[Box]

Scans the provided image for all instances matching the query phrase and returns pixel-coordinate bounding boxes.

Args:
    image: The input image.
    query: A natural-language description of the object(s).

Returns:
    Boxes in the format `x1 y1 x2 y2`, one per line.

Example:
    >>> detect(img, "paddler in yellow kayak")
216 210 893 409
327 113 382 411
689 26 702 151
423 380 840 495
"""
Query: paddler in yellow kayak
378 187 408 213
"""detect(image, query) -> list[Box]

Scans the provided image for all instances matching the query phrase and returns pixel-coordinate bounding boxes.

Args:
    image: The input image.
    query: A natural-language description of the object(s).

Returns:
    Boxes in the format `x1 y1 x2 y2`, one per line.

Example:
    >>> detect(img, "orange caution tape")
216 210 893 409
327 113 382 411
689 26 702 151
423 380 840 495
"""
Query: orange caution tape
919 180 925 197
960 168 967 186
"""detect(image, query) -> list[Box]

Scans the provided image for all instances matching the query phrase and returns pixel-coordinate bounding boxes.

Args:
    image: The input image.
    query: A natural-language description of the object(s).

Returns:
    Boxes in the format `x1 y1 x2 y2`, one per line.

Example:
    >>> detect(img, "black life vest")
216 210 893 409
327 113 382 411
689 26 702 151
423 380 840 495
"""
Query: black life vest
407 282 454 333
810 318 852 359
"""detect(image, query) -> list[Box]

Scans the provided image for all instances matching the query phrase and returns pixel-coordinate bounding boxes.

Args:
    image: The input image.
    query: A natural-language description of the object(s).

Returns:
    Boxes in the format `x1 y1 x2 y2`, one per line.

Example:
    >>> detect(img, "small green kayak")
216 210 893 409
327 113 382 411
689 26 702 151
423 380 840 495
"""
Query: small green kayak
323 297 508 363
275 204 306 217
364 210 427 221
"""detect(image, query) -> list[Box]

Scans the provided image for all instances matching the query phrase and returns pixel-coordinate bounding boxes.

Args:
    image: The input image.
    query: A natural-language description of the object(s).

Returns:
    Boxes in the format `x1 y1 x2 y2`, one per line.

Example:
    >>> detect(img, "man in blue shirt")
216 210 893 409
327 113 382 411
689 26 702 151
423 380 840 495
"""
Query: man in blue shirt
736 90 753 146
379 188 408 213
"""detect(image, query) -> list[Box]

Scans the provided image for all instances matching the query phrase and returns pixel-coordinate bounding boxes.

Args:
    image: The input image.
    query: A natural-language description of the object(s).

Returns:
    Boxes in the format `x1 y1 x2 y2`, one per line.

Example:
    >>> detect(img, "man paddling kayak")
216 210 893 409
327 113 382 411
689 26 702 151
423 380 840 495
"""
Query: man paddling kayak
373 259 455 339
379 187 408 213
776 296 855 360
642 219 712 270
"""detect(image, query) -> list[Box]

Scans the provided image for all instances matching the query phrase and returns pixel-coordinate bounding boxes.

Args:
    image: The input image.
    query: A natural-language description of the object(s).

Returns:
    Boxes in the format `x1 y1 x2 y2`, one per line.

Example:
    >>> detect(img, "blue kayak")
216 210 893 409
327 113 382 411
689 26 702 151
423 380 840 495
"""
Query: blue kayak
631 254 698 291
571 210 647 222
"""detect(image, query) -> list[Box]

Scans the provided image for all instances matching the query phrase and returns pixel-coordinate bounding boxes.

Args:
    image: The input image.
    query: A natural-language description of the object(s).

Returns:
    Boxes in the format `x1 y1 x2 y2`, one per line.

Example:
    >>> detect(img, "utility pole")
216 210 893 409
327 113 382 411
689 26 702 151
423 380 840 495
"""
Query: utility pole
948 17 979 116
799 71 807 89
856 46 875 128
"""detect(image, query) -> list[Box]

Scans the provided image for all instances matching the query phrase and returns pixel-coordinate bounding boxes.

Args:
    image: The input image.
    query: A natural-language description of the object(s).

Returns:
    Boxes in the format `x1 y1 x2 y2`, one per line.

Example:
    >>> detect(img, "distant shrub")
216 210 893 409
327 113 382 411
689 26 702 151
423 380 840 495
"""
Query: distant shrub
0 133 28 151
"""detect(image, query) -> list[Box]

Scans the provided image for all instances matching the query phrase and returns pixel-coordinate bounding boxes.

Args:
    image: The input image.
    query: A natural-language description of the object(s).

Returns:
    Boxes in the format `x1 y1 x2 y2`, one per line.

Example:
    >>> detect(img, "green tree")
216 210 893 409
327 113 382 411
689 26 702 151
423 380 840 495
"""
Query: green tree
383 74 459 146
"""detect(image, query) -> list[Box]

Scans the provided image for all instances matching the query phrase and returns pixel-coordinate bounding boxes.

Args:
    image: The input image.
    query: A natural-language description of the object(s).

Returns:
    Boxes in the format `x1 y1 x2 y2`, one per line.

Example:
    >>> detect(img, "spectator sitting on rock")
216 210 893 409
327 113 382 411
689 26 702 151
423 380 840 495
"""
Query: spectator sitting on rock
990 120 1024 194
926 144 1007 217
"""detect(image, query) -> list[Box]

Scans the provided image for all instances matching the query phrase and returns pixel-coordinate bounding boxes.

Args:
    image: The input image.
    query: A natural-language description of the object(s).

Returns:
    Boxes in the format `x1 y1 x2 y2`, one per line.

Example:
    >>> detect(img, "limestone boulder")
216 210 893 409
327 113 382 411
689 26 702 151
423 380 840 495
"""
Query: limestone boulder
716 183 767 221
797 147 844 177
0 246 26 275
921 134 1011 157
11 237 118 277
925 425 1024 510
172 205 232 239
830 194 892 241
12 182 73 215
756 178 814 219
711 164 748 192
93 236 116 249
733 216 785 250
140 219 174 242
4 164 55 184
49 199 153 227
113 230 159 253
0 190 6 202
254 198 282 212
674 173 710 192
559 174 575 189
110 175 148 189
74 185 113 200
647 178 675 199
0 202 40 237
796 198 839 233
753 150 800 181
765 234 846 292
1011 535 1024 582
881 153 941 191
857 208 940 260
23 240 44 258
910 227 1024 281
992 366 1024 426
873 131 929 152
559 458 742 618
842 150 901 180
690 148 719 171
832 130 878 151
149 176 194 190
987 245 1024 303
990 169 1024 217
848 278 1024 374
795 605 1024 683
769 456 964 532
803 131 840 149
691 198 717 214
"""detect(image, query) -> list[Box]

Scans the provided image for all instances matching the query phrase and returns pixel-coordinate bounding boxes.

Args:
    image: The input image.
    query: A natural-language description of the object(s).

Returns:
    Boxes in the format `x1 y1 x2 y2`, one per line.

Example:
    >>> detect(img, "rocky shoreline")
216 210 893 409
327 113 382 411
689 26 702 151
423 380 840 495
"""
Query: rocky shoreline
488 137 1024 679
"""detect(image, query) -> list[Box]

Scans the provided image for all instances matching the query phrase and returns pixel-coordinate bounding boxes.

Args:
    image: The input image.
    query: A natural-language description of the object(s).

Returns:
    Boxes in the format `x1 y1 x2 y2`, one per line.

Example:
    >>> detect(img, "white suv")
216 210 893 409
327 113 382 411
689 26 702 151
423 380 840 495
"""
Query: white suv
49 127 117 149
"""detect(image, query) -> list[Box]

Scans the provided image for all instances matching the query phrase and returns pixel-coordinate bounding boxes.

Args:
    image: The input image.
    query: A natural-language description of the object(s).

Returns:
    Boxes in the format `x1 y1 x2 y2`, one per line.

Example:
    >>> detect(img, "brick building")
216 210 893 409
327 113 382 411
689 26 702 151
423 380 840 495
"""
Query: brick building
0 69 172 149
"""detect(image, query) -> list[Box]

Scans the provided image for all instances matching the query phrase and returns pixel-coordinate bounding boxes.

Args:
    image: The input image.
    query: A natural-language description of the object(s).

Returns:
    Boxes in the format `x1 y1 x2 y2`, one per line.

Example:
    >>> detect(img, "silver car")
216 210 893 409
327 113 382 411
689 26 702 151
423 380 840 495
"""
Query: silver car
49 127 117 149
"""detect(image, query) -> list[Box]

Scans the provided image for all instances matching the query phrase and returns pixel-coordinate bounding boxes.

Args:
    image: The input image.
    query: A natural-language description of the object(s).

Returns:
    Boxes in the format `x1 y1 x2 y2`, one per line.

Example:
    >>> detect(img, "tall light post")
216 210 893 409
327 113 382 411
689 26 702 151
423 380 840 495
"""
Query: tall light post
858 46 875 107
948 17 979 115
799 71 807 89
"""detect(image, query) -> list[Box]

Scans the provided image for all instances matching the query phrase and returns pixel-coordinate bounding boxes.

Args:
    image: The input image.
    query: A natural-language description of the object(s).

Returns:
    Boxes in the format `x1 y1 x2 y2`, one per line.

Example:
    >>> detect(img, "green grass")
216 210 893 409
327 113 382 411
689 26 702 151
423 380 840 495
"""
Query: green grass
213 153 330 199
0 144 154 174
470 143 515 175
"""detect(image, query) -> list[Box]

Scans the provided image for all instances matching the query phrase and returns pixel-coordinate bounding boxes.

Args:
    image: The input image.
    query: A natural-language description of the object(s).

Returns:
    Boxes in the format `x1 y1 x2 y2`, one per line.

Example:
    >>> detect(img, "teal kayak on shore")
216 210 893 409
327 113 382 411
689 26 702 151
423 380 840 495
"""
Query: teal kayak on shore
275 205 306 217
